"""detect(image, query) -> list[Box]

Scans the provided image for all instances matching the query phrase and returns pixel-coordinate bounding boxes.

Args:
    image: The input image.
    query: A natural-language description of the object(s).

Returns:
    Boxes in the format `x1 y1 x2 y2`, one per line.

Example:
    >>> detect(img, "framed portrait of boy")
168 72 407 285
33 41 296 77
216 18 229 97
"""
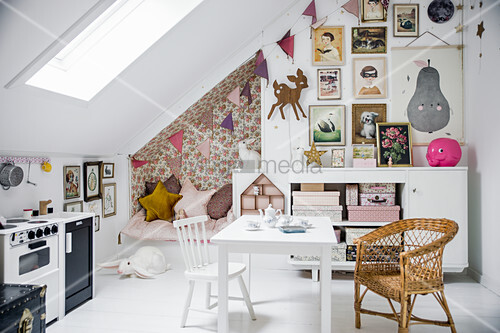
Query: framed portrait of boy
312 26 345 66
376 122 413 167
394 4 419 37
361 0 387 22
351 104 387 144
351 27 387 54
317 68 341 100
353 57 387 99
309 105 345 146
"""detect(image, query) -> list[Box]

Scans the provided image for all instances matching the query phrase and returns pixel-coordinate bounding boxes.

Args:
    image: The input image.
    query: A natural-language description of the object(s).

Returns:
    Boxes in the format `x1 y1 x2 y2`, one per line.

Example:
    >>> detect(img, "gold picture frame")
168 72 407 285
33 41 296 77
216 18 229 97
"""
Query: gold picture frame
353 57 387 99
376 122 413 167
103 183 117 218
361 0 387 22
352 104 387 144
312 26 345 66
394 4 419 37
64 200 83 212
63 165 80 200
351 27 387 54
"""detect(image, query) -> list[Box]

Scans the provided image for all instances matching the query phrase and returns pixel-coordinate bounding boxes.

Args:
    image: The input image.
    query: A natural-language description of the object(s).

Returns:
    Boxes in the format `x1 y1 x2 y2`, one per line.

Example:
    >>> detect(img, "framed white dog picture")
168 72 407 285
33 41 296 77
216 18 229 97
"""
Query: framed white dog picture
352 104 387 144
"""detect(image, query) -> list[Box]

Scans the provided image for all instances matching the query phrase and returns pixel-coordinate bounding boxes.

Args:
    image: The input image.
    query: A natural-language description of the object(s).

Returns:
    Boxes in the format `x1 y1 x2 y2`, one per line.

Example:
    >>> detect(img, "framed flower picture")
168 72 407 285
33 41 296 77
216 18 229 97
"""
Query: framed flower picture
394 4 419 37
353 57 387 99
352 27 387 54
317 68 341 100
103 183 117 218
376 122 413 167
63 165 80 200
361 0 387 22
84 161 102 202
309 105 346 146
312 26 345 66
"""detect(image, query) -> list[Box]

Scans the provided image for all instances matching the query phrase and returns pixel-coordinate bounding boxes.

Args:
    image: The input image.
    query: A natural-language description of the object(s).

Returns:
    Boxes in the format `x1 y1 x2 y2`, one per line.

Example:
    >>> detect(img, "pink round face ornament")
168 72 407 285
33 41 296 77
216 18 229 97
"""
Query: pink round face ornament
426 138 462 167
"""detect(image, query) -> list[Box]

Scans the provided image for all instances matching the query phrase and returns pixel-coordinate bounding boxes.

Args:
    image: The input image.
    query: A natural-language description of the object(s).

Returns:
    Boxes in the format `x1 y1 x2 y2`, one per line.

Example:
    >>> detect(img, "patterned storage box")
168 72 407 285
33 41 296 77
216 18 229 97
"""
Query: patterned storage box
346 227 377 245
291 242 347 262
347 205 400 222
292 205 343 222
358 183 396 194
292 191 340 206
359 193 396 206
346 184 358 206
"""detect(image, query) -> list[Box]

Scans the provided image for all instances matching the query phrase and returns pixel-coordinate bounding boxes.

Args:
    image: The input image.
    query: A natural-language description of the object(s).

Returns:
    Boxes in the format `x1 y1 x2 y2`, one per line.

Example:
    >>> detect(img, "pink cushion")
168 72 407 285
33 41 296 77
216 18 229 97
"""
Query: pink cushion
175 178 216 217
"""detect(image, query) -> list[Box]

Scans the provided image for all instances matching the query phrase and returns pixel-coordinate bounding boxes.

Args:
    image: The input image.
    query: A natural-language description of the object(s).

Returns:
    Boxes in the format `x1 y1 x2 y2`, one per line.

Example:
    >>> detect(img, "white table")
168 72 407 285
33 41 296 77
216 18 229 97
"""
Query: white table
210 215 336 333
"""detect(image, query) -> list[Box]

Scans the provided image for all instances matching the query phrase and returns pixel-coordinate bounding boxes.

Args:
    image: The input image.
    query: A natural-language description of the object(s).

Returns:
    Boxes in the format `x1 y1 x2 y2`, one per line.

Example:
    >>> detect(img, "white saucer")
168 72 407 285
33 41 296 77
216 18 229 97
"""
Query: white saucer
245 227 261 231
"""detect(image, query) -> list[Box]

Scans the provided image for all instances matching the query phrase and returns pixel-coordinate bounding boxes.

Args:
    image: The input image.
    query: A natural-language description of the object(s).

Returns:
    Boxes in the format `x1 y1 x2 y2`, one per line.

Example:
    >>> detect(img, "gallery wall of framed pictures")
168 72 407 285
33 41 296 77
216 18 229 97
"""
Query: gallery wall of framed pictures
261 0 463 168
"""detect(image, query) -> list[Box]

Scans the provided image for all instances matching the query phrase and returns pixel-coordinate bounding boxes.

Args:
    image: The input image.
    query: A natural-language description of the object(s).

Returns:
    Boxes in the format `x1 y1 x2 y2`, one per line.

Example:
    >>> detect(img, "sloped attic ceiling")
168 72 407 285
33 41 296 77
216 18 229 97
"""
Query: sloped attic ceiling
0 0 299 156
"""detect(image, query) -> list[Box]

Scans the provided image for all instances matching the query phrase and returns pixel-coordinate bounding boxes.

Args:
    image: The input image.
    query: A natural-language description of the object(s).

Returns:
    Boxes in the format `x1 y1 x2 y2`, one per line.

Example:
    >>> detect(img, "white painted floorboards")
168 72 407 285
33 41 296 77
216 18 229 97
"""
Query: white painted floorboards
48 268 500 333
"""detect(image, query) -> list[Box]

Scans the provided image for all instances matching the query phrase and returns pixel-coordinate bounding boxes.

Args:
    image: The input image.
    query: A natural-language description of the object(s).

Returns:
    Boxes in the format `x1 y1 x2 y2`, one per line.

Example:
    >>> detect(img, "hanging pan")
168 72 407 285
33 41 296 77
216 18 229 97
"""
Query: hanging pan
0 162 24 190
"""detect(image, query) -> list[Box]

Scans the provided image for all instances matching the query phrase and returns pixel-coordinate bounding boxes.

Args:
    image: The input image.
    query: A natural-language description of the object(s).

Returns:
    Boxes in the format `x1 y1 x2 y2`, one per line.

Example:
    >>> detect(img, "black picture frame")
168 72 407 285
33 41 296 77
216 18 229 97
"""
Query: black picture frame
83 161 102 202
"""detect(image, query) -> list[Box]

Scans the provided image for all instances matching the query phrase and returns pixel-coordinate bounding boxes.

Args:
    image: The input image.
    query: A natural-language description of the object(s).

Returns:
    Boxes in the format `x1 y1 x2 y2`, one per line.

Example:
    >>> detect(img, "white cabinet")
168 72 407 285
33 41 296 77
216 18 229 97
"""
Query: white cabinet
407 169 468 272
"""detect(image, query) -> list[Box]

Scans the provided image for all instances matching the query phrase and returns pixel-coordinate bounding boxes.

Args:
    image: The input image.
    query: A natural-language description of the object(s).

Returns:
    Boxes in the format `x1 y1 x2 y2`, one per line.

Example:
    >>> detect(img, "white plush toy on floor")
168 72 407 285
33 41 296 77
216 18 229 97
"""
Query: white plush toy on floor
99 246 170 279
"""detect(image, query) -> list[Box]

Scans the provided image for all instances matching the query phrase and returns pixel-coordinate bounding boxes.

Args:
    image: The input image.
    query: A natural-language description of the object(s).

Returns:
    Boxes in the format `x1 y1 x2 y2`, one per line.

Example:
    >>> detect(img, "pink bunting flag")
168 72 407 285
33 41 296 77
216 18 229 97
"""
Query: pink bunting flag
256 49 264 66
302 0 317 24
240 81 252 105
165 155 182 179
311 16 327 29
281 30 291 41
342 0 359 19
254 59 269 80
220 112 234 131
196 139 211 159
227 87 240 106
278 35 294 59
168 130 184 153
131 158 148 168
199 109 213 130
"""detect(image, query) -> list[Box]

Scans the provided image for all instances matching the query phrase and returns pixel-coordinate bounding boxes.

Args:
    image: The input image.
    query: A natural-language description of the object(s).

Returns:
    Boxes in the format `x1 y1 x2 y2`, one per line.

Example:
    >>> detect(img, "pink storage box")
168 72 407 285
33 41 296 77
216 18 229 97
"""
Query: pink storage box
292 191 340 206
359 183 396 194
347 205 400 222
353 159 376 168
359 193 395 206
346 184 358 206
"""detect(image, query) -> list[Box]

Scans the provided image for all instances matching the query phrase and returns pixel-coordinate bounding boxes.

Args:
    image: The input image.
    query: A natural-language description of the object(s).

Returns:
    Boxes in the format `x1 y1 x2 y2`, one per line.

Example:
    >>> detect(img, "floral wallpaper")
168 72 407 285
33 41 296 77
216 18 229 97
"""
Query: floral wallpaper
130 58 261 215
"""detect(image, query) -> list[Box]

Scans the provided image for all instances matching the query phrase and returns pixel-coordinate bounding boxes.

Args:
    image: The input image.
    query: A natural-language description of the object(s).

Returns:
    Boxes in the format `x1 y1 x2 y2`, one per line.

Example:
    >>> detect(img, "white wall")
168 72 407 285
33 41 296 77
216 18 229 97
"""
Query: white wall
0 152 129 263
464 0 500 295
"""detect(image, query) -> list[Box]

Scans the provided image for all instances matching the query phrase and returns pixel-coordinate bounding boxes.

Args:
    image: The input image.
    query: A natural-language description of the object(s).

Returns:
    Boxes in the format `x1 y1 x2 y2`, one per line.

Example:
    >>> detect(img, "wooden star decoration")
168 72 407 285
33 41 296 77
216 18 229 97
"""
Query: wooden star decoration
304 142 326 166
456 4 463 10
476 21 485 38
455 24 464 33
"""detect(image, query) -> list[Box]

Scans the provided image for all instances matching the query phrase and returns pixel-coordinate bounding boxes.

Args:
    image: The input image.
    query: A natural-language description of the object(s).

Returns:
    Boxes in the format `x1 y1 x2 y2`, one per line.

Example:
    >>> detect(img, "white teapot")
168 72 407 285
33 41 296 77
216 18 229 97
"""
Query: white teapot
258 204 282 228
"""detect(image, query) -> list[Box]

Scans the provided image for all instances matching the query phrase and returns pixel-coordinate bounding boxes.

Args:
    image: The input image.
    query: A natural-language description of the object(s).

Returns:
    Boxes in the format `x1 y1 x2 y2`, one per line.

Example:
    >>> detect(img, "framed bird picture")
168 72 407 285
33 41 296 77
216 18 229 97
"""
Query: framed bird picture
309 105 346 146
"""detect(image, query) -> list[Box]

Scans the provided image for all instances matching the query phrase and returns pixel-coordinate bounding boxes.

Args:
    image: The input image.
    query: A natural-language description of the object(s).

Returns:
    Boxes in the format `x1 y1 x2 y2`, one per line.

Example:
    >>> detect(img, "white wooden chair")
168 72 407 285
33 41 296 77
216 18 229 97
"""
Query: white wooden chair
173 215 256 328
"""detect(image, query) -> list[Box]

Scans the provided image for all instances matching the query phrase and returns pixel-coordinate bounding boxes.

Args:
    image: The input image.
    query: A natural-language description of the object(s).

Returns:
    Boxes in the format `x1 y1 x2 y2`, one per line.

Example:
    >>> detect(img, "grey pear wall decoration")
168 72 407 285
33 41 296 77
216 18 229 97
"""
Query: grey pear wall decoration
407 59 450 133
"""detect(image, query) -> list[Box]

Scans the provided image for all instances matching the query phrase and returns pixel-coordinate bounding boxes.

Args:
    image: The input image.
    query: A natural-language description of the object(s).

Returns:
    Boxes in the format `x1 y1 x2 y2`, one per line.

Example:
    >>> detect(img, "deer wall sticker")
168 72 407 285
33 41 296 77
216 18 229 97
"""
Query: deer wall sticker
268 68 309 121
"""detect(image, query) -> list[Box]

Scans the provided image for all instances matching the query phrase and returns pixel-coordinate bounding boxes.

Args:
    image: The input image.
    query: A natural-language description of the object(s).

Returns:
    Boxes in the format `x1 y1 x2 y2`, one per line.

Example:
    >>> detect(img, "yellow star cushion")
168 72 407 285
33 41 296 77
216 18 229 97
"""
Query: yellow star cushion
139 181 183 222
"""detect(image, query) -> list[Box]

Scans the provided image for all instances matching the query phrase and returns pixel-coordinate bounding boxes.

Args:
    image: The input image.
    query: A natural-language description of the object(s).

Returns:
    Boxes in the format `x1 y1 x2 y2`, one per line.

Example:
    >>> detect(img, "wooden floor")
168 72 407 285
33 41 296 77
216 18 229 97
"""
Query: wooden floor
47 265 500 333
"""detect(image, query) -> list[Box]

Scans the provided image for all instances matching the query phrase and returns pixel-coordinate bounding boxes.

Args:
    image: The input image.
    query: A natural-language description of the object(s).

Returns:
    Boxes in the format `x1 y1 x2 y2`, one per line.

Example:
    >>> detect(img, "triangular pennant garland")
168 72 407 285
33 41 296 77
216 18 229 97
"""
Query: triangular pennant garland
168 130 184 153
254 59 269 80
131 158 148 168
196 139 211 159
342 0 360 19
227 87 240 106
220 112 234 131
278 35 295 59
240 81 252 105
302 0 317 24
199 108 213 130
281 29 291 41
256 49 265 66
165 155 182 179
311 16 328 29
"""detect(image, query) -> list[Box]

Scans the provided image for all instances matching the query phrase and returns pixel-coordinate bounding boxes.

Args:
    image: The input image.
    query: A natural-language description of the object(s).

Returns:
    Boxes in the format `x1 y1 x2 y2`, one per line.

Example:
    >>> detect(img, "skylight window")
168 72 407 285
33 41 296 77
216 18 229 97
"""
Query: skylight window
25 0 203 101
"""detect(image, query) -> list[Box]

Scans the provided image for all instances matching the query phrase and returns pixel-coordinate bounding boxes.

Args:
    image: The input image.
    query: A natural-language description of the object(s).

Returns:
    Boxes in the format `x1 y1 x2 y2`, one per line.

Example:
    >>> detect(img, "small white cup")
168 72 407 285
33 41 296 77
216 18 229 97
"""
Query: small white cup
23 209 33 219
298 219 311 228
247 220 261 229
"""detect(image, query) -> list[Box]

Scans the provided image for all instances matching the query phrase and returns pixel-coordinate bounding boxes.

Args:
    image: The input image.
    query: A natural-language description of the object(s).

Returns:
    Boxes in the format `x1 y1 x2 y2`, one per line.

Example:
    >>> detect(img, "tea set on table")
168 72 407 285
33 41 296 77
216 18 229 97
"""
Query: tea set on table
245 204 312 231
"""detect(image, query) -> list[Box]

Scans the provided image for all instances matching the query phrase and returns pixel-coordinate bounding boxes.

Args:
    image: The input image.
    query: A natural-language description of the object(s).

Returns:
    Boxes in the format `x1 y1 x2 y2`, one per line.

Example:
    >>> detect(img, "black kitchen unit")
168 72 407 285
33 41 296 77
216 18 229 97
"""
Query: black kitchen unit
65 217 93 314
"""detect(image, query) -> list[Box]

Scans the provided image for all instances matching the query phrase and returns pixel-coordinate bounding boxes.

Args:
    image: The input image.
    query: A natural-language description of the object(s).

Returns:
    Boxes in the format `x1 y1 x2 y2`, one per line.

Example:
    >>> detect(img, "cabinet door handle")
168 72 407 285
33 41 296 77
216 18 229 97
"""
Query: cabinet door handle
412 188 417 193
66 233 72 254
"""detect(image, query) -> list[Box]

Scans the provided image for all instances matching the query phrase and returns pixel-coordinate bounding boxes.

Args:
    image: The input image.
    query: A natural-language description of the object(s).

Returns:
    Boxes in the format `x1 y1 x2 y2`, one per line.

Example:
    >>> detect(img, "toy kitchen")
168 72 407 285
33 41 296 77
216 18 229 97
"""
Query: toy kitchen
0 211 95 324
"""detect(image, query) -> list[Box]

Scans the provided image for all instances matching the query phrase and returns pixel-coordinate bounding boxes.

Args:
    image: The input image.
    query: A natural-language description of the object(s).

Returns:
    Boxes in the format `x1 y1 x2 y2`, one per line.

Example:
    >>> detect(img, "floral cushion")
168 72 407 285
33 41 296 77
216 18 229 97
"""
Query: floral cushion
174 178 216 217
145 174 181 196
207 184 232 219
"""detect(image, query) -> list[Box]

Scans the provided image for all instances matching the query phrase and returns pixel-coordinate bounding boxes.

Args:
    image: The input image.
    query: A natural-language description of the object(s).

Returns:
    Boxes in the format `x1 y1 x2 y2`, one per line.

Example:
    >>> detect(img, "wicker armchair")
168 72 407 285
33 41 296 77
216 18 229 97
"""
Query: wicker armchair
353 218 459 333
